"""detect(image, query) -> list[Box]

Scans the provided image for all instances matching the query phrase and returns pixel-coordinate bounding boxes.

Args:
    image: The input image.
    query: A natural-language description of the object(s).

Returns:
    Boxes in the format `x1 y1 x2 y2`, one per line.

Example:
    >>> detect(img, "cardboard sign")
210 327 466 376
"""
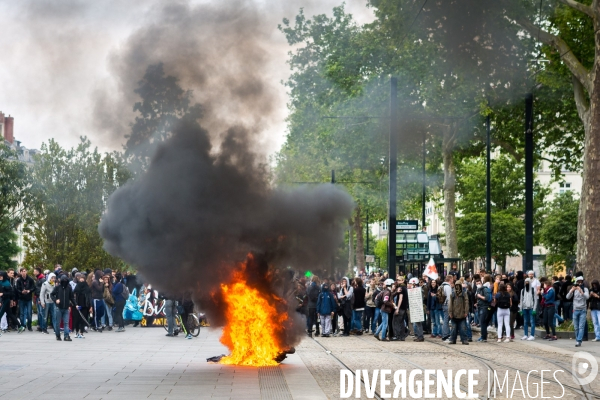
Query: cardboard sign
408 288 424 323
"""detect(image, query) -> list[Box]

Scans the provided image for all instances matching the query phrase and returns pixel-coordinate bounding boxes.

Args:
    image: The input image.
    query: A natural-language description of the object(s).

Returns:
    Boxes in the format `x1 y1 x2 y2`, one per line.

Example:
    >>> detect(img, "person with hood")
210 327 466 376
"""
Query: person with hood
351 277 366 335
316 282 337 337
440 275 454 340
15 267 35 332
589 280 600 342
50 275 75 341
306 275 320 337
338 277 353 337
0 271 19 334
475 275 493 342
39 273 57 334
112 273 127 333
73 273 92 338
374 279 395 341
448 281 469 345
567 276 590 347
519 277 538 340
91 270 106 332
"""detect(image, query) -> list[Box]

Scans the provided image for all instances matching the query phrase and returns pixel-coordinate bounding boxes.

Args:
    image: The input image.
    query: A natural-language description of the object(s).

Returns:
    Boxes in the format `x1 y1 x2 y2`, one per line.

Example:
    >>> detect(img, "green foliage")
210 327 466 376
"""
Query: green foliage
23 138 131 270
373 238 388 270
455 153 549 266
0 223 19 270
540 191 579 270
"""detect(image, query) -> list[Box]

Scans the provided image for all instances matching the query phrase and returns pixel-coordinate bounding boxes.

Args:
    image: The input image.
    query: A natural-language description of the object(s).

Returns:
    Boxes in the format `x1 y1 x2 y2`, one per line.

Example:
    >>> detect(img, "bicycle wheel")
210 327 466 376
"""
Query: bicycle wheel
188 314 201 337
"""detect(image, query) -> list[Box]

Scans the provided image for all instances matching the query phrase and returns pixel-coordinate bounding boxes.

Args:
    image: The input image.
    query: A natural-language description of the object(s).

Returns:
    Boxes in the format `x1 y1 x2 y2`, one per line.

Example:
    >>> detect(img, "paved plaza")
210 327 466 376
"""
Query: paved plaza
1 325 599 400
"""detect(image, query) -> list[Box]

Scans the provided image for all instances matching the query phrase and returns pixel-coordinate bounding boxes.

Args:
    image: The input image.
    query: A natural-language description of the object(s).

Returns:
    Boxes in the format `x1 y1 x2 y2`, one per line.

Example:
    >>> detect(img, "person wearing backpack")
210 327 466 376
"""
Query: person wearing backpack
475 276 493 342
306 276 321 337
374 279 394 341
448 282 469 345
439 276 453 340
316 283 337 337
494 283 512 343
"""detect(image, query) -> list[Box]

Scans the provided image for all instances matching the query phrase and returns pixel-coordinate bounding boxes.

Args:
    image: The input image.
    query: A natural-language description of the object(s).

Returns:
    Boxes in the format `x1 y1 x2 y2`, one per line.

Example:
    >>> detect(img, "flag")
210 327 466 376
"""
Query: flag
425 257 438 280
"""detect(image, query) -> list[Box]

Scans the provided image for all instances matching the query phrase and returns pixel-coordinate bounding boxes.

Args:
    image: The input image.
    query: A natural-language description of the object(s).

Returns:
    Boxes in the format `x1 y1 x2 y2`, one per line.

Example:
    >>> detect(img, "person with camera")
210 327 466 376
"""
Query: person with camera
567 276 590 347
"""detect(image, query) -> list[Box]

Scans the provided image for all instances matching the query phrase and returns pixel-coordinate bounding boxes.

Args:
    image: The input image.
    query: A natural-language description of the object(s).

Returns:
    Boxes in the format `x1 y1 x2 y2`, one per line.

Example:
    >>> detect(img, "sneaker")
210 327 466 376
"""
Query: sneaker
18 326 25 334
107 326 113 331
165 333 174 337
527 336 535 341
56 335 62 341
477 337 484 342
549 336 557 341
497 339 502 343
444 339 452 343
27 327 32 332
75 333 81 338
185 334 192 340
575 342 581 347
543 335 551 340
430 334 437 338
504 338 511 343
64 336 72 341
42 329 49 334
414 338 424 342
592 338 600 342
521 335 528 340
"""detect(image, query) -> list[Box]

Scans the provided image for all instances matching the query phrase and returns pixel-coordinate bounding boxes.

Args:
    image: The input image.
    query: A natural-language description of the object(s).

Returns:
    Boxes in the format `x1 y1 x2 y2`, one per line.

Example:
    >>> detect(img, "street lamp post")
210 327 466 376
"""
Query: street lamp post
387 77 398 280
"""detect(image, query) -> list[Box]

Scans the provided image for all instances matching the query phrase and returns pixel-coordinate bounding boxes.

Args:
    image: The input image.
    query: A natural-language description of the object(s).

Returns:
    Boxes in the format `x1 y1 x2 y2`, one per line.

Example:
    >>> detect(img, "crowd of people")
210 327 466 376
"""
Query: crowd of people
295 265 600 348
0 265 194 341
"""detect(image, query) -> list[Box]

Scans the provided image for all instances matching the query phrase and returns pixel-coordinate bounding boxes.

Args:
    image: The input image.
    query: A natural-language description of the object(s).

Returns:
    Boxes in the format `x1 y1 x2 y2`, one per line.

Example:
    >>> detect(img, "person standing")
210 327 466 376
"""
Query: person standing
112 273 127 333
440 275 454 340
374 279 394 341
448 282 469 345
494 283 512 343
33 267 46 332
519 278 538 340
51 275 75 341
351 278 366 335
39 273 57 334
364 280 377 334
73 273 92 338
475 277 493 342
427 279 442 338
392 281 409 341
90 270 106 332
306 276 320 337
589 280 600 342
338 277 353 337
506 283 519 340
0 271 19 333
164 294 177 337
15 267 35 333
407 278 425 342
567 276 590 347
316 283 337 337
541 280 558 341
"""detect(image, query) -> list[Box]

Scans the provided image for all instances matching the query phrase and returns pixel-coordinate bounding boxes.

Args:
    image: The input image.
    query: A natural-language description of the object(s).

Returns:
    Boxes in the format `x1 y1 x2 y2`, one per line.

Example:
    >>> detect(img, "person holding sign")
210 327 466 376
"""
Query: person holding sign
407 278 424 342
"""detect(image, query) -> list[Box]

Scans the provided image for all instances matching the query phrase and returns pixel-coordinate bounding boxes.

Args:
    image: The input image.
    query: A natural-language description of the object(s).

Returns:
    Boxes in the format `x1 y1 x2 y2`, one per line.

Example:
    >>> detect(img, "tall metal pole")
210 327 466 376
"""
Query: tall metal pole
486 114 492 273
366 210 369 256
525 93 534 273
422 130 426 230
388 77 398 280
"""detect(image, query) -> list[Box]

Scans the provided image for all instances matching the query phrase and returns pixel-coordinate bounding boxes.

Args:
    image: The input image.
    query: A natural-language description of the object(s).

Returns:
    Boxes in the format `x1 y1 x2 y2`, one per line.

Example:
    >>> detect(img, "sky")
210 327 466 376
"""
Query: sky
0 0 374 156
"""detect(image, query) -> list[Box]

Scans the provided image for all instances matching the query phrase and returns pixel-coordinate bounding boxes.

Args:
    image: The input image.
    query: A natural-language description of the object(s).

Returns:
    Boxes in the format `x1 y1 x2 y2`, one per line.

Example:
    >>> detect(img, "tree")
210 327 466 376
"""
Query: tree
23 138 130 270
125 63 203 173
505 0 600 278
0 145 32 268
540 191 579 271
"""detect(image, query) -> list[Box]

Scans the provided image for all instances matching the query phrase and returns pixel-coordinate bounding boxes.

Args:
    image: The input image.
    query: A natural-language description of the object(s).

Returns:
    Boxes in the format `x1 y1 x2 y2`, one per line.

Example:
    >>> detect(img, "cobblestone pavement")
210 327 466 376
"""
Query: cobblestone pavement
295 331 600 400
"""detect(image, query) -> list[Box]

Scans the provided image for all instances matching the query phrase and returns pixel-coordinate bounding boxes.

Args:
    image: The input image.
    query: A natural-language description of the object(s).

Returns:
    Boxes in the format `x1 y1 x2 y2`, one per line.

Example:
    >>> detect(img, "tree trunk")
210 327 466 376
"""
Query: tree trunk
443 123 459 258
348 222 355 275
354 205 366 272
577 62 600 280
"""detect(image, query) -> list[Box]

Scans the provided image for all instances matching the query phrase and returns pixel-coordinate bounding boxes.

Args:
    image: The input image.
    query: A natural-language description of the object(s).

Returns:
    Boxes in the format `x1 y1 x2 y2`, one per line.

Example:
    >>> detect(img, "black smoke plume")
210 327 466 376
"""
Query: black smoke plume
99 117 354 342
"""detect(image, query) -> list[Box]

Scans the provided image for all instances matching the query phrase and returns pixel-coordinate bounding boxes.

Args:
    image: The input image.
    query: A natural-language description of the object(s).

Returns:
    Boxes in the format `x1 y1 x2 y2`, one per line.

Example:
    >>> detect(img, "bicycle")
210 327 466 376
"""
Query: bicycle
163 302 201 337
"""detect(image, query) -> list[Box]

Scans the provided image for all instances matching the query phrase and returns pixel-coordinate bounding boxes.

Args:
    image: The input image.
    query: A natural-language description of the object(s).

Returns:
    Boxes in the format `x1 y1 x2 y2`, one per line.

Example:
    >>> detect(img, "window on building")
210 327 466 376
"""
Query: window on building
559 182 571 194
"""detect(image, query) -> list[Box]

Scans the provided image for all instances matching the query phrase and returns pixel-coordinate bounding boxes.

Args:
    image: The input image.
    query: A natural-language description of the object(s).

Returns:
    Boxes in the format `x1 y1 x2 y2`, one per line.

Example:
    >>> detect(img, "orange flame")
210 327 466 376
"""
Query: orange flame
219 268 288 367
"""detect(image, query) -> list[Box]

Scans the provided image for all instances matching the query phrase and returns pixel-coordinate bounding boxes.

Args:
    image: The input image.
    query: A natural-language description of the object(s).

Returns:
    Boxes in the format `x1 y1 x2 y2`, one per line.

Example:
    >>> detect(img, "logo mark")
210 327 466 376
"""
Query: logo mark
572 352 598 386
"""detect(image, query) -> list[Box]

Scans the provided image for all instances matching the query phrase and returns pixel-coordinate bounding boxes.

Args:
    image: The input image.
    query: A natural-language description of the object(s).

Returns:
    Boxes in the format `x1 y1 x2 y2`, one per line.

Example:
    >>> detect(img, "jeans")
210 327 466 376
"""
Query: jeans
431 309 443 336
165 299 176 335
442 304 450 338
413 321 423 339
374 312 389 340
372 307 381 333
450 318 467 343
497 308 510 339
93 299 105 329
18 300 32 328
352 310 363 331
522 309 535 336
573 309 587 343
465 313 472 339
478 307 489 340
543 306 556 336
37 298 46 331
591 310 600 340
103 299 114 327
43 303 55 331
54 308 70 337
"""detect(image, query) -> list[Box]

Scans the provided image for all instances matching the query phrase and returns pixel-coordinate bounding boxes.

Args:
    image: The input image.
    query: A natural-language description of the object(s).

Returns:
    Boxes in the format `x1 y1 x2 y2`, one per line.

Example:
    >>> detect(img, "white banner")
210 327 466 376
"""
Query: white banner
408 288 424 323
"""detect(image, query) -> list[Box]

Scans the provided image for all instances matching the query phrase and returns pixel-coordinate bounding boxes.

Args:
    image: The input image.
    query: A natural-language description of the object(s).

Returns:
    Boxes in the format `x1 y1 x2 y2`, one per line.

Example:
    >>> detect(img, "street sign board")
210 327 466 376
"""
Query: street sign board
365 255 375 263
396 220 419 230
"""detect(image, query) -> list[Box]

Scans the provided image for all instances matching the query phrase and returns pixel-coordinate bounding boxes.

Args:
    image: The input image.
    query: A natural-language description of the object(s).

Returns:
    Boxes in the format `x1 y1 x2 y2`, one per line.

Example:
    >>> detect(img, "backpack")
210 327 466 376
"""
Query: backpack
496 292 510 309
436 285 447 305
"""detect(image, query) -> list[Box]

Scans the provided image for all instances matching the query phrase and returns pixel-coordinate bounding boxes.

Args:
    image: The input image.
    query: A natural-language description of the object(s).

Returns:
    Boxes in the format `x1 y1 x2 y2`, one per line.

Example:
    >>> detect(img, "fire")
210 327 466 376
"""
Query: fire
219 268 288 367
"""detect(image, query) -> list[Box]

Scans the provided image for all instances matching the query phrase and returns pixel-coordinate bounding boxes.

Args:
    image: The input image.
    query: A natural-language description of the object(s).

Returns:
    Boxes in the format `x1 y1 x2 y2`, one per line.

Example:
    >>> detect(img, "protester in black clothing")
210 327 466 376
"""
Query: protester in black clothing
306 276 321 337
16 268 36 332
51 275 75 341
0 271 19 333
73 273 92 338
